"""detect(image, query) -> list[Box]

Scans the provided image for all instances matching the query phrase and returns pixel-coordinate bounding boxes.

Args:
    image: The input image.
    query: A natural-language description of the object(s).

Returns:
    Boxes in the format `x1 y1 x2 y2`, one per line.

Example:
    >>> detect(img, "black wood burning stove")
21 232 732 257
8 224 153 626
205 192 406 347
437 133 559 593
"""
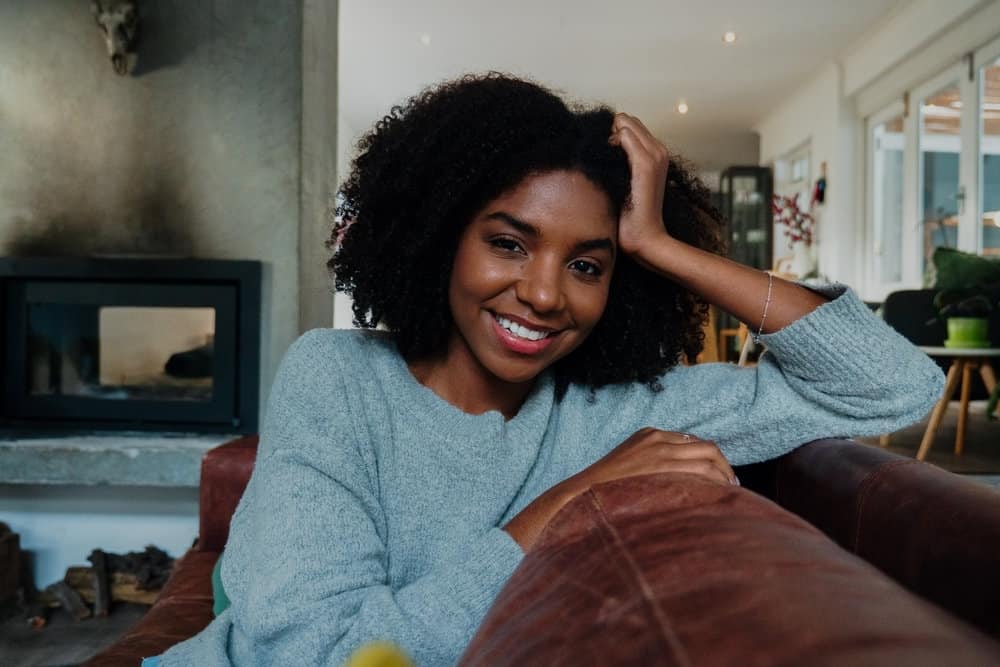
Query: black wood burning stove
0 257 261 434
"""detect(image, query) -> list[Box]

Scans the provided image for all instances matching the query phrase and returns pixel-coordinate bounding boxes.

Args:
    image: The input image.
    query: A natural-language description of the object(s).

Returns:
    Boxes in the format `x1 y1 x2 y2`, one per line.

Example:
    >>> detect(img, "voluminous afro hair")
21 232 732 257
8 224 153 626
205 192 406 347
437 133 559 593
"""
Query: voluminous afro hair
331 72 726 399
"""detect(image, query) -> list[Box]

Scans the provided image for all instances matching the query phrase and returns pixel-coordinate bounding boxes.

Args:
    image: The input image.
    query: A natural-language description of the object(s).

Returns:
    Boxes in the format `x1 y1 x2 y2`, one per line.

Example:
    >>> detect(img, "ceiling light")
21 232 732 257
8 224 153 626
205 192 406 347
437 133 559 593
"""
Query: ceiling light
419 33 431 46
723 31 737 44
677 101 689 114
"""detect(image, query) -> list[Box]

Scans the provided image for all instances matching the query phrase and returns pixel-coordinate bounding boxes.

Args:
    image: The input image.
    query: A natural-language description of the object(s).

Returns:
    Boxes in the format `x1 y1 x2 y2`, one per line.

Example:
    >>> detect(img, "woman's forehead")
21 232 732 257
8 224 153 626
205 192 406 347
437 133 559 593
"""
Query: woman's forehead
478 170 617 234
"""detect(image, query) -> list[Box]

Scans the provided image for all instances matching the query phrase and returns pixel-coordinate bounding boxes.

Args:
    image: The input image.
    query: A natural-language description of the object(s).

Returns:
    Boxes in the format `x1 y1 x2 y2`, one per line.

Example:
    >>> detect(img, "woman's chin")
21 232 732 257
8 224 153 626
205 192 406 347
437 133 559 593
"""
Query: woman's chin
482 354 551 386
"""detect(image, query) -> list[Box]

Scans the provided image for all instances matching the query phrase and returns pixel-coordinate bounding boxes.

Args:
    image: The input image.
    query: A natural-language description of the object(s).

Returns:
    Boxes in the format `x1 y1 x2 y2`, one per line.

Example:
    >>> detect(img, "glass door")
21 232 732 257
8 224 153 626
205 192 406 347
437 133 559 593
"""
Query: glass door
864 36 1000 298
906 62 979 282
978 49 1000 255
915 74 963 277
866 102 906 300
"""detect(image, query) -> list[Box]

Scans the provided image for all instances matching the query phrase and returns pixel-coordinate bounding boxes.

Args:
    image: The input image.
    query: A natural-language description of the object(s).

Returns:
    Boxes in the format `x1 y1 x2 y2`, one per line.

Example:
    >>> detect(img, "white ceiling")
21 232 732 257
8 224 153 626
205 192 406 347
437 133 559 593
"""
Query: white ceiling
339 0 904 170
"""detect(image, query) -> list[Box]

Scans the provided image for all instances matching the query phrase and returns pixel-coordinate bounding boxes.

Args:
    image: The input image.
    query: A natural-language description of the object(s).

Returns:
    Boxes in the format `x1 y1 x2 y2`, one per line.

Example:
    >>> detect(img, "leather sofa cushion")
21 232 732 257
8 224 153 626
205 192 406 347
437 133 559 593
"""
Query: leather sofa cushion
461 473 1000 666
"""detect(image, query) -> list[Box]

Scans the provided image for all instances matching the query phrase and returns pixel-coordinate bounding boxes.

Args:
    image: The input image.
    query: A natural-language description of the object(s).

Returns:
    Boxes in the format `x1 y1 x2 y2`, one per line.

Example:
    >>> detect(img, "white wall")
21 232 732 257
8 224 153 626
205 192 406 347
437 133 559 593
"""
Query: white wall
756 64 860 285
1 484 198 589
332 110 360 329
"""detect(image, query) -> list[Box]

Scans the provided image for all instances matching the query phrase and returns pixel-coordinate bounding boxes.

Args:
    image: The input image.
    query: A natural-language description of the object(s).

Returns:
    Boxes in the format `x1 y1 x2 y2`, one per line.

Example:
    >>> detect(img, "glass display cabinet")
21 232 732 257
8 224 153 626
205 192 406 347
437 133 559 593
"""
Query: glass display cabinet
716 166 774 362
720 166 774 271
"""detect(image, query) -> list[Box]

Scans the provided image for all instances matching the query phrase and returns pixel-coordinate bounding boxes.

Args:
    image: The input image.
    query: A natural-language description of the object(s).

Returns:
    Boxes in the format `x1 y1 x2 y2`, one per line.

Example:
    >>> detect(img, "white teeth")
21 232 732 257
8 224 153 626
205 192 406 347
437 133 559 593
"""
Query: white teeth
495 315 551 341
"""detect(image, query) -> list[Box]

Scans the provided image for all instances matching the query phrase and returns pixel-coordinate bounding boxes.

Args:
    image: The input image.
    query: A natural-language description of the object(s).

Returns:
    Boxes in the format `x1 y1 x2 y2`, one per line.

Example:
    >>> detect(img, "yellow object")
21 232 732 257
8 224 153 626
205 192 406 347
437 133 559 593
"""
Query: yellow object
344 642 414 667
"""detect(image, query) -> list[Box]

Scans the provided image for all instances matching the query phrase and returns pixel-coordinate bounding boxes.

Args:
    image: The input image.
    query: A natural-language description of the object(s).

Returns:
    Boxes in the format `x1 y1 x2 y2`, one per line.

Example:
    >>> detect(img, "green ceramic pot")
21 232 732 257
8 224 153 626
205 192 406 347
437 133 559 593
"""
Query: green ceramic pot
945 317 989 348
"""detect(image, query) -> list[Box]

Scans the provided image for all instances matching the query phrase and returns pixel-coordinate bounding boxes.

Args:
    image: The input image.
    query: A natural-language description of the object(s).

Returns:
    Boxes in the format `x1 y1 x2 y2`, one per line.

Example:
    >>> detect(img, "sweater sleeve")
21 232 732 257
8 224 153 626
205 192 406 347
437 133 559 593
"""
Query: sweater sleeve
590 286 945 465
163 331 524 667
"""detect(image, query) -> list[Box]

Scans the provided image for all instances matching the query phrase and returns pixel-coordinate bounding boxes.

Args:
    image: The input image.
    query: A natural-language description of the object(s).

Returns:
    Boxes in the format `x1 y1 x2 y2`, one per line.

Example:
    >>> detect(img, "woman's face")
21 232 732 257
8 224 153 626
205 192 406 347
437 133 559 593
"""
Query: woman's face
446 169 617 386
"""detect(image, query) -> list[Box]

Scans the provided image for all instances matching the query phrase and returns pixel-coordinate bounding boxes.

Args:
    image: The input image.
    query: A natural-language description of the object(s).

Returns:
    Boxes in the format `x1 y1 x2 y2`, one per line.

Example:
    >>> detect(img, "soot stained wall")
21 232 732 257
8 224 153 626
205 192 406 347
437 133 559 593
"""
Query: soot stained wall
0 0 304 398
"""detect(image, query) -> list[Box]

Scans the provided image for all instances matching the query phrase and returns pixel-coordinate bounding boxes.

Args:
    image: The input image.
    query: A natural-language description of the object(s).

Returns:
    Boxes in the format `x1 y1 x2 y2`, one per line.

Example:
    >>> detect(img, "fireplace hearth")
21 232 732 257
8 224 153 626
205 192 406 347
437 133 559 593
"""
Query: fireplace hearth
0 257 261 434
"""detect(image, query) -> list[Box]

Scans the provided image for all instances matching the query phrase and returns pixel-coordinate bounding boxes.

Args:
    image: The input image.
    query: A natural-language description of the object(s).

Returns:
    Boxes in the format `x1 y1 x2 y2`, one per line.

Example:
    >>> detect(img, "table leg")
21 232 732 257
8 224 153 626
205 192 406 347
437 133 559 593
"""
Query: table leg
980 361 997 392
917 360 962 461
955 361 974 456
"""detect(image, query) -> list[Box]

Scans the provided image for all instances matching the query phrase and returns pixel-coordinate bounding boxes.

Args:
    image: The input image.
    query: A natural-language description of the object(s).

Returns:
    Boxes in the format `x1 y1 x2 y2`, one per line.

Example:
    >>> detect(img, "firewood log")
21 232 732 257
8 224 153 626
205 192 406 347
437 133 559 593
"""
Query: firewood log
65 566 159 605
45 581 91 620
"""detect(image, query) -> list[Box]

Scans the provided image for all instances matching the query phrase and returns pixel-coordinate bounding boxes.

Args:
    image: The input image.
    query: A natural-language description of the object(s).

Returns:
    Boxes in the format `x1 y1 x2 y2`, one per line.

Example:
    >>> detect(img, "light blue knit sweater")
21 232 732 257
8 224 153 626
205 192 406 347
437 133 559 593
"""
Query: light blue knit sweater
161 286 943 666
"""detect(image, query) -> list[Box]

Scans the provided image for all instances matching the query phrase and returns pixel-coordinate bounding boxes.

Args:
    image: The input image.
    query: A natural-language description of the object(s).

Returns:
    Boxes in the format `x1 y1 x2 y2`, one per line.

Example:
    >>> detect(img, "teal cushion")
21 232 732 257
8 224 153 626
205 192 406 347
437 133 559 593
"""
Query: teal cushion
212 556 230 617
932 247 1000 290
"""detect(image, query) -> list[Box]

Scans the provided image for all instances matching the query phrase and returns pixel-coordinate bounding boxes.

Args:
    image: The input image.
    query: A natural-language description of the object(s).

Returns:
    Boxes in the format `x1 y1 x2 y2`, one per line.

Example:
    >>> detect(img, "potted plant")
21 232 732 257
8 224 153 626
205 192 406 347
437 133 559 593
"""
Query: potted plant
772 194 816 278
927 288 994 348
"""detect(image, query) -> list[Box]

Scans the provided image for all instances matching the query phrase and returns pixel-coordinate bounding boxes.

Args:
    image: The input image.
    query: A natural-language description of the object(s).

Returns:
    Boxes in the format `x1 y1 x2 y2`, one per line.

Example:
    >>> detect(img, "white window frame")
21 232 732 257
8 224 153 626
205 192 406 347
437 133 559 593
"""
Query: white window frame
974 35 1000 253
865 100 906 300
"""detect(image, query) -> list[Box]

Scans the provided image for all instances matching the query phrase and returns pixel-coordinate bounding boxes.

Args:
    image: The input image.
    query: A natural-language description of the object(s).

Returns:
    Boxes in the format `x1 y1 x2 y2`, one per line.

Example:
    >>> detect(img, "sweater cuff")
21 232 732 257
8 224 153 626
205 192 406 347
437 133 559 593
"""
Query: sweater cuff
443 527 524 620
758 285 904 381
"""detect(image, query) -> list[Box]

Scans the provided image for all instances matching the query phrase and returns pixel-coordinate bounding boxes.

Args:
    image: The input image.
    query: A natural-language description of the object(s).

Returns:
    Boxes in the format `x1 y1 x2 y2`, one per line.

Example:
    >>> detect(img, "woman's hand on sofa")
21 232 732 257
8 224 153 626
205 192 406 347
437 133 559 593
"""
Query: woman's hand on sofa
503 428 737 551
573 428 738 489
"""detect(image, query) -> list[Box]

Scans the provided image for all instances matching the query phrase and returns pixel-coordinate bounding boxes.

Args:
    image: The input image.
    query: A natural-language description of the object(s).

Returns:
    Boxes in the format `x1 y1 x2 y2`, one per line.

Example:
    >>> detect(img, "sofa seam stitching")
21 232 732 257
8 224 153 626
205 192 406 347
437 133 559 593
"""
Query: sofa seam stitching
588 489 693 667
852 459 918 552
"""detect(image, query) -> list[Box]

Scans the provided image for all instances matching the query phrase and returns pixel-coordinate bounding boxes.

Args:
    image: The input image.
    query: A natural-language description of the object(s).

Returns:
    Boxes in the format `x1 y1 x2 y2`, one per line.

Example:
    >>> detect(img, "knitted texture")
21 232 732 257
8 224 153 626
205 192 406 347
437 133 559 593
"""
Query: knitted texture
162 286 943 666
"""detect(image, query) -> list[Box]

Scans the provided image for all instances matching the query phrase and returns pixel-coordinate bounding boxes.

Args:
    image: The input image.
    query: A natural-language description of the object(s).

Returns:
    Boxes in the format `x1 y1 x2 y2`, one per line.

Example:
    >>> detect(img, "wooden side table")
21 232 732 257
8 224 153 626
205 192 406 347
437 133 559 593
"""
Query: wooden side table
915 346 1000 461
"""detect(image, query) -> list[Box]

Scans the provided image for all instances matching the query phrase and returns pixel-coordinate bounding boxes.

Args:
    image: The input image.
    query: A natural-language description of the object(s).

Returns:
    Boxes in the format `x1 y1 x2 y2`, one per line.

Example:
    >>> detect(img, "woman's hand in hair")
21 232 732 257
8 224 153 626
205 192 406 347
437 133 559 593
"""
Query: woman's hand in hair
608 113 672 259
503 427 737 552
609 112 827 332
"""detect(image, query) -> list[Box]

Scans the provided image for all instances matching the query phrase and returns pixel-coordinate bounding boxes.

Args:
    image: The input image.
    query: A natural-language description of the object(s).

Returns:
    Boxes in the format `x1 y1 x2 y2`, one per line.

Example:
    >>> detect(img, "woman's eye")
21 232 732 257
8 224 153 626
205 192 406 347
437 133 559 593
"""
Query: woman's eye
570 260 602 277
489 238 523 253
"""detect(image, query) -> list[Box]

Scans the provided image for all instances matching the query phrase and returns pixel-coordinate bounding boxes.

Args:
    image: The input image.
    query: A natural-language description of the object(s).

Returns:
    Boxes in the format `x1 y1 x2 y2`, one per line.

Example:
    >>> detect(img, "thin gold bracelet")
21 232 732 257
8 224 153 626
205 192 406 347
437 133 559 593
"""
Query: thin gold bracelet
753 272 773 344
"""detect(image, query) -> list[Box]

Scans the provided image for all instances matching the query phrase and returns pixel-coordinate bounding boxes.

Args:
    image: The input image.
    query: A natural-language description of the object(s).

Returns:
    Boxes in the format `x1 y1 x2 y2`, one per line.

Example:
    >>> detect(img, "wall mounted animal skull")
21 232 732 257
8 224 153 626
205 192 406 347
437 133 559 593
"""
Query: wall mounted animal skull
91 1 139 76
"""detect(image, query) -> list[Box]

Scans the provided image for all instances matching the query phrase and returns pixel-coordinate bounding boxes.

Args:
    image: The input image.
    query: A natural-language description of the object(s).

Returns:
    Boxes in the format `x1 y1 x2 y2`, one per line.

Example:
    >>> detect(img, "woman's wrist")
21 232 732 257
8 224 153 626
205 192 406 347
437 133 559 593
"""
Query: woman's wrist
503 480 580 552
626 229 690 280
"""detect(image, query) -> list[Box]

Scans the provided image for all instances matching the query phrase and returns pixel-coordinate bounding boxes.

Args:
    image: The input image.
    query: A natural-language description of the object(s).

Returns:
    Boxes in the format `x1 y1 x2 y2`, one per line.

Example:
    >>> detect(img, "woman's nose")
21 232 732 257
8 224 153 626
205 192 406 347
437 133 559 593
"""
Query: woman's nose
515 260 565 313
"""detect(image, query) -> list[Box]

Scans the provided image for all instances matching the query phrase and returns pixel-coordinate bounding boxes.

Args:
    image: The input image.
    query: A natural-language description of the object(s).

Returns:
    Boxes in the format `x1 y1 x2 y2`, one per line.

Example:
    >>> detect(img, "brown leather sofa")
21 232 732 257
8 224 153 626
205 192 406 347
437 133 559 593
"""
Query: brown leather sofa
86 436 1000 665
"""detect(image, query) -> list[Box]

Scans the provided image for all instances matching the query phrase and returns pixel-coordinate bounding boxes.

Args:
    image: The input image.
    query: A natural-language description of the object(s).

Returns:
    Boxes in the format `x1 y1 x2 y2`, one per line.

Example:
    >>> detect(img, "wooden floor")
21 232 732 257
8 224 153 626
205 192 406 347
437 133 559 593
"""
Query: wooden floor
858 400 1000 476
0 602 148 667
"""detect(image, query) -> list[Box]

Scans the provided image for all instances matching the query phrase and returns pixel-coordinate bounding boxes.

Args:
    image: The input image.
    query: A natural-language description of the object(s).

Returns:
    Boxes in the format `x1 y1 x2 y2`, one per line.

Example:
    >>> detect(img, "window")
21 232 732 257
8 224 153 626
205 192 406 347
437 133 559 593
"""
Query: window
864 36 1000 297
919 82 962 271
979 55 1000 255
871 112 904 285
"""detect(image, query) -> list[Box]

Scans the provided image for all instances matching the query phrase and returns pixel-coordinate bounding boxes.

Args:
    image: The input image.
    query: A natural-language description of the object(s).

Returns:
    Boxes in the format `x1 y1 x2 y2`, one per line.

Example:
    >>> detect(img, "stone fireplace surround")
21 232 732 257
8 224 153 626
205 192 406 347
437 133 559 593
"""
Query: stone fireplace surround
0 0 338 588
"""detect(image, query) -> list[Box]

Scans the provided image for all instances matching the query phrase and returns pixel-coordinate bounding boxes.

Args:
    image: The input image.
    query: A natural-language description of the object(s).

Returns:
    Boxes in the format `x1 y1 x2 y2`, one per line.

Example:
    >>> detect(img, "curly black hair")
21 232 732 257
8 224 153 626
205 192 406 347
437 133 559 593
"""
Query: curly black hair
331 72 726 399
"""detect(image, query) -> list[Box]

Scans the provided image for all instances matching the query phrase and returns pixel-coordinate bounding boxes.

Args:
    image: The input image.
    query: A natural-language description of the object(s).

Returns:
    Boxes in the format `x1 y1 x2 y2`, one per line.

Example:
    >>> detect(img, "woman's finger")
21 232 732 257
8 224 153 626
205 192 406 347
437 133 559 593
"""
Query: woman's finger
646 458 733 486
647 438 738 484
614 127 664 192
613 113 668 161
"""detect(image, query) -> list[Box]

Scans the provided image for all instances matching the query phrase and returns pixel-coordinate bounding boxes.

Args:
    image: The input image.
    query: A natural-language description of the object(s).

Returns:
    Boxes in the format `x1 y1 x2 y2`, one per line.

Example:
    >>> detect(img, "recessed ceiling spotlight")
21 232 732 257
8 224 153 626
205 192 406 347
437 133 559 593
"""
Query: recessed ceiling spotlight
419 33 431 46
723 31 737 44
677 101 689 115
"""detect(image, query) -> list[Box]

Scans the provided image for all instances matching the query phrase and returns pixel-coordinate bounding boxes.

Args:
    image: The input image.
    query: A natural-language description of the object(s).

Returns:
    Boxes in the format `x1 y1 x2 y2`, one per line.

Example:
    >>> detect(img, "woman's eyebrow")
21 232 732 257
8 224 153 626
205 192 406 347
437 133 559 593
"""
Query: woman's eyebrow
485 212 616 256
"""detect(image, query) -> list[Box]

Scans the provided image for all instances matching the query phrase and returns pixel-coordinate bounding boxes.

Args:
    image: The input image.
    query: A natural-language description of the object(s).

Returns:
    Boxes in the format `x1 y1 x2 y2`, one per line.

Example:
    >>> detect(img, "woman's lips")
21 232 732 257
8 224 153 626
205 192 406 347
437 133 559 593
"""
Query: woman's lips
489 314 558 355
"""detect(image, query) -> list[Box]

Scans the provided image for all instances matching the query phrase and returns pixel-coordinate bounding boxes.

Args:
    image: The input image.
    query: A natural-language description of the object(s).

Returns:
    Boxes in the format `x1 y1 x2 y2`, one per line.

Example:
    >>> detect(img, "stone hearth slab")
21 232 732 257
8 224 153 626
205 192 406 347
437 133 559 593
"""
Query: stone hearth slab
0 435 234 487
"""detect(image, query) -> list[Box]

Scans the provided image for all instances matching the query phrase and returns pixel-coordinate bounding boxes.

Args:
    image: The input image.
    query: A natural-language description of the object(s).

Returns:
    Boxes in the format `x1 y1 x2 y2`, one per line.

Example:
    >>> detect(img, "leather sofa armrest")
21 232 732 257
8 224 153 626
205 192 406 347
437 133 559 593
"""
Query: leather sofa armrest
768 438 1000 638
198 434 259 552
461 473 1000 665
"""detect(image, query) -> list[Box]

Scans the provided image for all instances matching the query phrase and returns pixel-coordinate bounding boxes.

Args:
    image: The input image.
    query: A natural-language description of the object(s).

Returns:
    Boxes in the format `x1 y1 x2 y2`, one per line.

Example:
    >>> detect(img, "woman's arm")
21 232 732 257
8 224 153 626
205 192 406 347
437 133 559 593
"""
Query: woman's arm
608 112 826 334
504 116 944 554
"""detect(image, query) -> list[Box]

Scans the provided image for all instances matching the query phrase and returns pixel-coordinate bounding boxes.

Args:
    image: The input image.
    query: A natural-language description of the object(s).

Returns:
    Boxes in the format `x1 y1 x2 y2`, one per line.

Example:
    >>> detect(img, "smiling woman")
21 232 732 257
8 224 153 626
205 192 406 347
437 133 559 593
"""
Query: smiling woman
153 73 945 667
411 169 617 417
332 74 725 402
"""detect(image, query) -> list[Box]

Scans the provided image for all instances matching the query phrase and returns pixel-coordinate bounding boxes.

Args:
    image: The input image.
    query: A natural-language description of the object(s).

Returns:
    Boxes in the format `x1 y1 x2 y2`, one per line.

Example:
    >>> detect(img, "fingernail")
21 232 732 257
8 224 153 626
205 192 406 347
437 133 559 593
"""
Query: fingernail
731 476 741 486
